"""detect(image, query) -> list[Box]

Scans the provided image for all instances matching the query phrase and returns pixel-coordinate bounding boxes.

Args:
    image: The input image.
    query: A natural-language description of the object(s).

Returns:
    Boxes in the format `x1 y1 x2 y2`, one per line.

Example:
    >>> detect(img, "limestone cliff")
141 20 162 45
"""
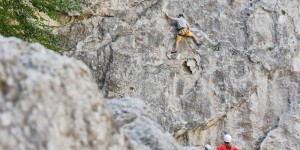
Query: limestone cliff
57 0 300 149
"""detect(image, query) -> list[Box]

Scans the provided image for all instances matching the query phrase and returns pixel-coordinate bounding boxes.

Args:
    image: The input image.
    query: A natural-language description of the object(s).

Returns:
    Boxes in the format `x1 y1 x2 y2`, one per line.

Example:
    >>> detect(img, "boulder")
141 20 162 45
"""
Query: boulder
0 36 128 150
107 98 199 150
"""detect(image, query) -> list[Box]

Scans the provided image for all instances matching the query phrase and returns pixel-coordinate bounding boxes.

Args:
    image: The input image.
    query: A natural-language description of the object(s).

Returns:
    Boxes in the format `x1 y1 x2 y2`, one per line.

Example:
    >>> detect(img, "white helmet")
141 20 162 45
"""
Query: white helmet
204 144 212 150
224 134 232 143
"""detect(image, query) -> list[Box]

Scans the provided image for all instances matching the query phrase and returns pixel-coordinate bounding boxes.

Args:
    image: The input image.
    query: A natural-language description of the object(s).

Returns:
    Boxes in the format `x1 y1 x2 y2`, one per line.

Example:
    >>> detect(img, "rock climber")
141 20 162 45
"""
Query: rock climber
204 144 212 150
217 134 239 150
166 13 201 53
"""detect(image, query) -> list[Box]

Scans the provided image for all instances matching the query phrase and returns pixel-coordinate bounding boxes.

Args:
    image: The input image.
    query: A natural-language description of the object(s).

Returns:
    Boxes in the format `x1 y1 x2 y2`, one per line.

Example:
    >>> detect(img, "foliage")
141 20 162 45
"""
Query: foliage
0 0 84 52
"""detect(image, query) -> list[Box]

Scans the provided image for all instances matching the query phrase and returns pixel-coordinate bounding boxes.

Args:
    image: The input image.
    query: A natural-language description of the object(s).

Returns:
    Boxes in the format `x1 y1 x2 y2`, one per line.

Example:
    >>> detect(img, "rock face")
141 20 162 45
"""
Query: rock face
0 36 128 150
107 98 198 150
260 95 300 150
58 0 300 149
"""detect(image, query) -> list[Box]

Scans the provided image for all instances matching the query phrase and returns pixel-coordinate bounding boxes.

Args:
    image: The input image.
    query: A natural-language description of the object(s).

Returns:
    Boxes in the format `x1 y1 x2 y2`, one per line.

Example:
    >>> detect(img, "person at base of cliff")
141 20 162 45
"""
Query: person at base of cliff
165 13 201 53
217 134 239 150
204 144 212 150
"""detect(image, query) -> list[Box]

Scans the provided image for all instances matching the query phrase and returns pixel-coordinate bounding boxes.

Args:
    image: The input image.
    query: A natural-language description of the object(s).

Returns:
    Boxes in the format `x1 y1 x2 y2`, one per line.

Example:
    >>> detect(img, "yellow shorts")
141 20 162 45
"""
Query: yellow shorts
176 29 194 42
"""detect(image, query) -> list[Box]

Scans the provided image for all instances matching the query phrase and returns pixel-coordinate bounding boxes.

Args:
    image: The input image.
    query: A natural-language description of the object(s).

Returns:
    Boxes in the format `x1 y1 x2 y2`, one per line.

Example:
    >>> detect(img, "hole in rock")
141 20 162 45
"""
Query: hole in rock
182 61 193 74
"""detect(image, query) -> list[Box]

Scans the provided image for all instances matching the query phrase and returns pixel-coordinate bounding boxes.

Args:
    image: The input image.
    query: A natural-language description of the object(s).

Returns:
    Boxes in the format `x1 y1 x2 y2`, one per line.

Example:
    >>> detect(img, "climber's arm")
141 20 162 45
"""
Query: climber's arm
166 14 176 20
187 22 191 30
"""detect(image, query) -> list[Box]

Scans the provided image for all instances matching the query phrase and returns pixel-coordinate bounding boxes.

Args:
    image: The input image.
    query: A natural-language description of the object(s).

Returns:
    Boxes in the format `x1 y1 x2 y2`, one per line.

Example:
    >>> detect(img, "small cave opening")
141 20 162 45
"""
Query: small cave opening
182 61 193 74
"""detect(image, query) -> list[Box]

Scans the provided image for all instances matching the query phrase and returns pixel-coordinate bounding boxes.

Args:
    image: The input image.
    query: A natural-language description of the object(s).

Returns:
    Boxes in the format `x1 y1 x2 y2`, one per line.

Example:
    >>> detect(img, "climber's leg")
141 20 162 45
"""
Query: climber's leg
187 30 201 46
172 35 182 53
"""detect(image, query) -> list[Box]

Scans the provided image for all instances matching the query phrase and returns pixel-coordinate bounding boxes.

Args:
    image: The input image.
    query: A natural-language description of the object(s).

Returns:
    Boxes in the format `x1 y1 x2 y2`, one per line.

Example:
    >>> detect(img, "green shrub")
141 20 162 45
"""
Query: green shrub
0 0 84 52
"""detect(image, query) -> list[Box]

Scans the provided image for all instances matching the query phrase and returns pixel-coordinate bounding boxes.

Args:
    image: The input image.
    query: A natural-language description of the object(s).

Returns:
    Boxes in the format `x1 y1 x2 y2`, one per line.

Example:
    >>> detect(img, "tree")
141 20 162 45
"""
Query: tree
0 0 84 52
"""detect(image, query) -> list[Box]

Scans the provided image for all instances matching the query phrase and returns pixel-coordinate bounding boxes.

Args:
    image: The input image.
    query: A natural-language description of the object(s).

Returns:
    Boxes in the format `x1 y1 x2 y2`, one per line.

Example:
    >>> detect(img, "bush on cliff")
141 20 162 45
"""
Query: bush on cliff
0 0 84 52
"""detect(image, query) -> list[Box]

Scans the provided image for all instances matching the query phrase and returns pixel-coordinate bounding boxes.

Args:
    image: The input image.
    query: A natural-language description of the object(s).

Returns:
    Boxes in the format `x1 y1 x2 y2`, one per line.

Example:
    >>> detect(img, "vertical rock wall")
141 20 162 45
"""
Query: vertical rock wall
58 0 300 149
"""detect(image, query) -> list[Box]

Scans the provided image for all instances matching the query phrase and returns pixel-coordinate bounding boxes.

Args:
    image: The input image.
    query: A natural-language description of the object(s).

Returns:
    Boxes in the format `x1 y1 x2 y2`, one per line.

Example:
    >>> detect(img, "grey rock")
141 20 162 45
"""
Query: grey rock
260 95 300 150
107 98 198 150
0 36 129 150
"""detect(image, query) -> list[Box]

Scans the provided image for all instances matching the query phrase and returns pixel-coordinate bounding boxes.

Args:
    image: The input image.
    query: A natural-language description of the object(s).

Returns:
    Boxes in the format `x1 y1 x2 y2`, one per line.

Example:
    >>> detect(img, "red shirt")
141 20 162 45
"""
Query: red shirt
217 144 239 150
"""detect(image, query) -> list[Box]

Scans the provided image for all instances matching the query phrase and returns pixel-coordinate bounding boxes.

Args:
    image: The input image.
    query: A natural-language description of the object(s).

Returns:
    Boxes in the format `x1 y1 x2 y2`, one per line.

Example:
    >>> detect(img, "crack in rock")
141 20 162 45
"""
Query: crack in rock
255 117 280 150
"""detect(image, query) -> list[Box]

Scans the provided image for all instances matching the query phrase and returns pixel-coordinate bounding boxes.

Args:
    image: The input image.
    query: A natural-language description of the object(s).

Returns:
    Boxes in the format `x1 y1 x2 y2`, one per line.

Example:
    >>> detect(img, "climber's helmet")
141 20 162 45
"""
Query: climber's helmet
224 134 232 143
204 144 212 150
178 14 184 18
